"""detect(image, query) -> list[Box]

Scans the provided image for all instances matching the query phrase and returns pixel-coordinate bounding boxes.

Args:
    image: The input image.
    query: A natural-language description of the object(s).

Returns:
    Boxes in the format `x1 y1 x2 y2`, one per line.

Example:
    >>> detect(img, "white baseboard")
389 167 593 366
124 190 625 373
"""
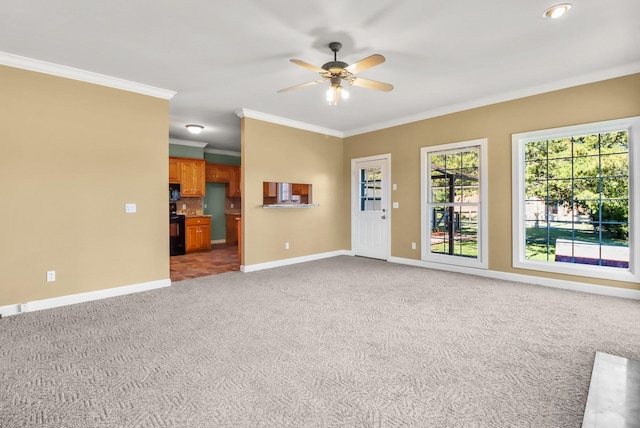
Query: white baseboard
241 250 352 273
388 256 640 300
0 278 171 317
7 253 633 319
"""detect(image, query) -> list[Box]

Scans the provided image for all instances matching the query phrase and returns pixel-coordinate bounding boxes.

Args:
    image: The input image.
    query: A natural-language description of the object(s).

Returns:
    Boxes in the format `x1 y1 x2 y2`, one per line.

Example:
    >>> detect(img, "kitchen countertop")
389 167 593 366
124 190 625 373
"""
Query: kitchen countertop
181 213 211 218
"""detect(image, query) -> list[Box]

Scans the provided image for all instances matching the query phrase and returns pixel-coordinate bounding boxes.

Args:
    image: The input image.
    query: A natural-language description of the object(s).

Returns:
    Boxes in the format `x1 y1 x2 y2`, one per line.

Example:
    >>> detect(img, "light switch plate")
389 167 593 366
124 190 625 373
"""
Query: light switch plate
125 203 136 213
393 202 399 209
393 184 397 190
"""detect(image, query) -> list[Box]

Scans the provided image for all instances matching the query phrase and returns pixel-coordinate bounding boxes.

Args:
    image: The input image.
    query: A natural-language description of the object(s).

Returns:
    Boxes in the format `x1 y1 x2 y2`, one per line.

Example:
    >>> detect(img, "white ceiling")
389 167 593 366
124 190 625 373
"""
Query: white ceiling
2 0 639 153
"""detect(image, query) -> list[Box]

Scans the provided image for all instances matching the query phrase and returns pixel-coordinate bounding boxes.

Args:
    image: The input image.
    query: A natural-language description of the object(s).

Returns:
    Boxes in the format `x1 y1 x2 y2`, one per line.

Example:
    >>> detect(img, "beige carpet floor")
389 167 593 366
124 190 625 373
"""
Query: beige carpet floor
1 256 640 427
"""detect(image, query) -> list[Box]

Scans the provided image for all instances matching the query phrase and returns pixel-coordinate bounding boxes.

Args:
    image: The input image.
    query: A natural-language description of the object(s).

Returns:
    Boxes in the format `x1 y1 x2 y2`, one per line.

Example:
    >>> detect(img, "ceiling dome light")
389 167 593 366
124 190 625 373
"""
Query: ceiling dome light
543 3 572 19
186 124 204 134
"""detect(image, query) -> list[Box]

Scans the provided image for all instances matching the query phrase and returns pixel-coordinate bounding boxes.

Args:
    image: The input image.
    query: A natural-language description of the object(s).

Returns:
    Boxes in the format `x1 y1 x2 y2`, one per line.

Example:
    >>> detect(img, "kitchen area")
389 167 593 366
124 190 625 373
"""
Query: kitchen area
169 155 241 281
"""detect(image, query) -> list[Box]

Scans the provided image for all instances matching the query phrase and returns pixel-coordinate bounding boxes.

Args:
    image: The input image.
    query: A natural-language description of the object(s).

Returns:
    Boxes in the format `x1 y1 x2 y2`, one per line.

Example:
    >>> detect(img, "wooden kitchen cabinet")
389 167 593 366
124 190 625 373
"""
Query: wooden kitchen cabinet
292 183 309 196
186 216 211 252
206 163 241 197
180 159 206 196
263 182 277 197
205 163 233 183
227 165 241 197
169 157 181 183
225 214 239 245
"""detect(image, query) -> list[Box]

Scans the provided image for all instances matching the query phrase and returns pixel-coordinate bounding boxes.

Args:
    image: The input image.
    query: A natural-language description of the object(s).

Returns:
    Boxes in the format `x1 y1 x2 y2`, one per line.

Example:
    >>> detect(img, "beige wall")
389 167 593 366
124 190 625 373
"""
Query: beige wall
343 73 640 290
241 118 347 265
0 66 170 307
4 65 635 309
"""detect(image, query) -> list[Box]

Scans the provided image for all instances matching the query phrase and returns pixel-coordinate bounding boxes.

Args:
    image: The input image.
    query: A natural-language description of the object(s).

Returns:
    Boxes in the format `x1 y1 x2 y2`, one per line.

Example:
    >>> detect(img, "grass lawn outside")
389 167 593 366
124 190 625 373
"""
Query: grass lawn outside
429 222 629 262
430 224 478 258
526 223 628 261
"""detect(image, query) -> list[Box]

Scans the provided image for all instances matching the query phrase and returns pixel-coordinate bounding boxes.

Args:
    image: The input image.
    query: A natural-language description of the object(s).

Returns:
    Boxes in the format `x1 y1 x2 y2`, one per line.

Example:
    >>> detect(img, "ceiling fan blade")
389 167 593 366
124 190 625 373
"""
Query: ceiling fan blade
344 54 385 75
277 79 325 93
290 59 326 73
349 77 394 92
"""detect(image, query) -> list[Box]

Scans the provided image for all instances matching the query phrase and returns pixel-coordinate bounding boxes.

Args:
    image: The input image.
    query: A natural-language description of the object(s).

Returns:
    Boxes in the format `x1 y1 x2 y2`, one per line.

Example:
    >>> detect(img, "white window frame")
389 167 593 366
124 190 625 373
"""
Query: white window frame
421 138 489 269
511 116 640 283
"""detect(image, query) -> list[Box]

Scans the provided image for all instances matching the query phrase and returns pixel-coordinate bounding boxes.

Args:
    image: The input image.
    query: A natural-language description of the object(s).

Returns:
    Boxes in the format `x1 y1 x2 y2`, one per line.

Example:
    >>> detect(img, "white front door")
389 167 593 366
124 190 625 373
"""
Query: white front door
352 155 390 260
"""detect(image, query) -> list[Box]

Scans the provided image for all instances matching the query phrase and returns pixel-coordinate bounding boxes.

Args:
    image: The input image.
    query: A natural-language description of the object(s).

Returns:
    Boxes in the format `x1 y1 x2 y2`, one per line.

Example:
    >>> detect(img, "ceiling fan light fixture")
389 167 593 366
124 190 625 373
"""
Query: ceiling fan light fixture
279 41 392 100
326 84 349 105
543 3 572 19
186 124 204 134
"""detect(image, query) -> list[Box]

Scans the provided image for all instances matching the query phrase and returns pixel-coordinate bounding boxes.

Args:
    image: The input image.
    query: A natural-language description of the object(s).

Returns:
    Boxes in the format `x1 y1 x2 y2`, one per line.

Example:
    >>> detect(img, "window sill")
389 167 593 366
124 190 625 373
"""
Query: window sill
423 253 488 270
513 259 639 283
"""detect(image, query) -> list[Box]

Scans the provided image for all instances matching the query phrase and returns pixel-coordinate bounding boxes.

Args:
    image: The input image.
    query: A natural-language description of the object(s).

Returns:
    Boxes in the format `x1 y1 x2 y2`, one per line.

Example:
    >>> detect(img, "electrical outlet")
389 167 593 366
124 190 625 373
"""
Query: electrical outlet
204 203 207 209
125 203 136 213
20 303 28 313
411 242 417 250
182 204 186 210
230 203 234 208
47 271 56 282
285 242 289 250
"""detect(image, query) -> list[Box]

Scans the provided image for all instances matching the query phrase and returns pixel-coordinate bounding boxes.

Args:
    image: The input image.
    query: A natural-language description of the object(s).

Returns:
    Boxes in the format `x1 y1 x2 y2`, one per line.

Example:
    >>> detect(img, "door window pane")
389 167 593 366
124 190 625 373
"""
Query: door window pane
360 167 382 212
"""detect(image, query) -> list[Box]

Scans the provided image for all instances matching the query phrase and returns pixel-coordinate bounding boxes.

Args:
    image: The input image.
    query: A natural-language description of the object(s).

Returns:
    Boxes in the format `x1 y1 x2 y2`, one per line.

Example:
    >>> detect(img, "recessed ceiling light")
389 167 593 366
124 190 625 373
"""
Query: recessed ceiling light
543 3 572 19
186 124 204 134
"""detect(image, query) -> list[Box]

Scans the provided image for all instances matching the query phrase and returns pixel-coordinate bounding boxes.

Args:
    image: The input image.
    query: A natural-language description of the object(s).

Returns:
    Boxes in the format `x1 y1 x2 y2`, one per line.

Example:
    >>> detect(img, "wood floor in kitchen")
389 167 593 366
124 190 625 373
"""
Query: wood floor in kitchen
170 243 240 282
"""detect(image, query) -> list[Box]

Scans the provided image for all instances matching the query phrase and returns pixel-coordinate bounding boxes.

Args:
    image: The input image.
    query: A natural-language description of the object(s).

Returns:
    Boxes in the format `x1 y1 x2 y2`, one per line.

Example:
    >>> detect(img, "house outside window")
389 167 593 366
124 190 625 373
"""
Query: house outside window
511 117 640 283
360 167 382 212
421 139 488 269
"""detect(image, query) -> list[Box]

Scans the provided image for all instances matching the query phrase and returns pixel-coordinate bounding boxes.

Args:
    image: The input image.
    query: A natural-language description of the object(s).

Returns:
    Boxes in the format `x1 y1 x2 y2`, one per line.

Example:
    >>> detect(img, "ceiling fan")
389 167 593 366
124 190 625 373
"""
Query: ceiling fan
278 42 393 104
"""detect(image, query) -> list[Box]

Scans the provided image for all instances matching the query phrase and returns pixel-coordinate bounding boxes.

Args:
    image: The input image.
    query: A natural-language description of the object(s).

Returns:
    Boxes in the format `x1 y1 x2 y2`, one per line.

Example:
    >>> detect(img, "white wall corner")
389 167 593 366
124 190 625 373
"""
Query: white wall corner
234 108 343 138
203 148 241 157
169 138 209 148
0 51 176 100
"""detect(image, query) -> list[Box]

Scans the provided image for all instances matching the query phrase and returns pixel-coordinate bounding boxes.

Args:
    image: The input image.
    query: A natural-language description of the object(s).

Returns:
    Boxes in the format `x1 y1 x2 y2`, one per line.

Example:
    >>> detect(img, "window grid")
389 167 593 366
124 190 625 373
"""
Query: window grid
427 148 480 259
360 167 382 212
523 131 629 268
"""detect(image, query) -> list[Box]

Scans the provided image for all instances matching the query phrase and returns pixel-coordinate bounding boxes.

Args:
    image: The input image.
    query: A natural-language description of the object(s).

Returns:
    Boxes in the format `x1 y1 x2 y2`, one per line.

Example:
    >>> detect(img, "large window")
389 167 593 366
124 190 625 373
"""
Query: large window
512 117 640 282
421 139 488 269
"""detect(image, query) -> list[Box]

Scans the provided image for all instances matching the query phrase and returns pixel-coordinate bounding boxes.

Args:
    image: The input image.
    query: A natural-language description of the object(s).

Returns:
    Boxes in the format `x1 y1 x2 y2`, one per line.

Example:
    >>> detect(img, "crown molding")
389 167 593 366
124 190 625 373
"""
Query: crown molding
0 51 176 100
169 138 208 148
343 61 640 137
203 148 241 157
235 108 343 138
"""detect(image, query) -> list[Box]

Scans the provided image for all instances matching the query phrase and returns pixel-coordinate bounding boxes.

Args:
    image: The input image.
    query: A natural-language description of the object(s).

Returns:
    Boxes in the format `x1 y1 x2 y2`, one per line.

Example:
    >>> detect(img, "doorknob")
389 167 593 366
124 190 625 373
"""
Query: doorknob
381 215 386 219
